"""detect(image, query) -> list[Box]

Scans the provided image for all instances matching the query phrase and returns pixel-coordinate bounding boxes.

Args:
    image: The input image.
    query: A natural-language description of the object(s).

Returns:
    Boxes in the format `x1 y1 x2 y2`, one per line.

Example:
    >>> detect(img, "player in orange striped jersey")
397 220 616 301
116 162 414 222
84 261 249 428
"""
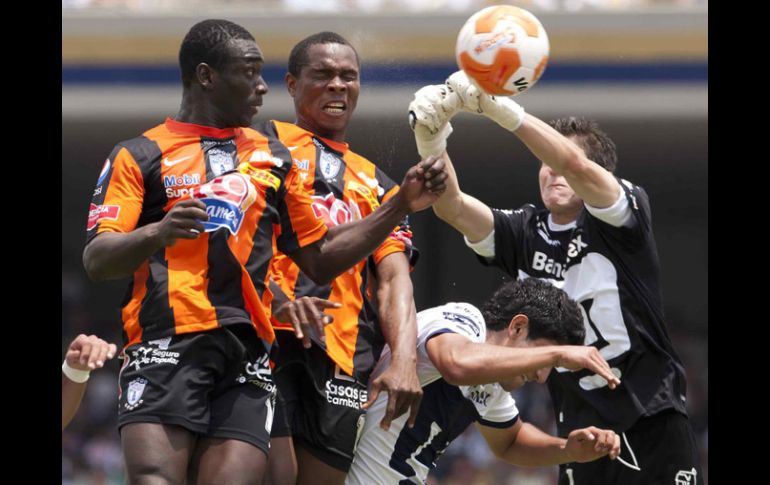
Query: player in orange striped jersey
264 33 423 485
82 21 447 485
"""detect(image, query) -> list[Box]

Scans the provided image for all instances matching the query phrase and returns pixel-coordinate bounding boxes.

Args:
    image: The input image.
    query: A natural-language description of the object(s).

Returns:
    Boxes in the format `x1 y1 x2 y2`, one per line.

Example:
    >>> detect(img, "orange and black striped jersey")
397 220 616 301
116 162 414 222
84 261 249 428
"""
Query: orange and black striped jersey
262 121 418 382
86 118 327 350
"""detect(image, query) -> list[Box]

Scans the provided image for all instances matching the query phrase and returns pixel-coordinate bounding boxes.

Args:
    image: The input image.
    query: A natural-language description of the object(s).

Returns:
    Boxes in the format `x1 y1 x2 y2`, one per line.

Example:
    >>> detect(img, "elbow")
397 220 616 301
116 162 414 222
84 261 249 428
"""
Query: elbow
441 354 478 386
561 150 593 179
82 244 108 281
82 248 101 282
301 262 334 286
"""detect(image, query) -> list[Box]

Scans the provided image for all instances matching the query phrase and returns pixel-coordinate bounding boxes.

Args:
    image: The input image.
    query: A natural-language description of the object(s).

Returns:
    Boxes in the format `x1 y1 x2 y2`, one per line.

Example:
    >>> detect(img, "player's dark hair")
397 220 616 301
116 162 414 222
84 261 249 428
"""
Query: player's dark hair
481 278 584 345
548 117 618 172
179 19 256 88
288 31 360 77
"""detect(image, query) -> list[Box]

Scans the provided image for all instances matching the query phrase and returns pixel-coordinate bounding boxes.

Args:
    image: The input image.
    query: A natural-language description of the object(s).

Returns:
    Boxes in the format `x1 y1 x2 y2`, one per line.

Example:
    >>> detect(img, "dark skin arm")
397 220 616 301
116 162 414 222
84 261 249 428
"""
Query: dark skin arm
289 155 447 285
269 279 341 349
362 252 422 430
83 198 209 281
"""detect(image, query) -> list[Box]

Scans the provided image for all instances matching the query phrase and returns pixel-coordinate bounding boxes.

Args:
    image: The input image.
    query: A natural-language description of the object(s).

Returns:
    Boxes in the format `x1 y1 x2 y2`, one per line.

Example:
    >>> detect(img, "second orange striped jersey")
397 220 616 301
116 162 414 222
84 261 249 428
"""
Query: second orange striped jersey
262 121 418 381
85 118 327 350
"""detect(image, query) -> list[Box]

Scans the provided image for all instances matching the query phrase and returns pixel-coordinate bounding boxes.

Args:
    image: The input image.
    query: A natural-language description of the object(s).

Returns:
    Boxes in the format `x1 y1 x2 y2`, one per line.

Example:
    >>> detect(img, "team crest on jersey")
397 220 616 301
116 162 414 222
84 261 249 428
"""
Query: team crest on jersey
125 377 147 410
190 172 257 235
319 150 342 180
208 148 235 176
86 203 120 231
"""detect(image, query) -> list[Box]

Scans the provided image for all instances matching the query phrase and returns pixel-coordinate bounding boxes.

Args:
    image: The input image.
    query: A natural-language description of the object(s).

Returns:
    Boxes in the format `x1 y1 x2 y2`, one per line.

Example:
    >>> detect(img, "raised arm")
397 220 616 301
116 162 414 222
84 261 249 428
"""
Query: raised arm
289 155 447 285
507 114 618 209
445 71 620 209
425 332 619 389
362 252 422 430
430 151 494 243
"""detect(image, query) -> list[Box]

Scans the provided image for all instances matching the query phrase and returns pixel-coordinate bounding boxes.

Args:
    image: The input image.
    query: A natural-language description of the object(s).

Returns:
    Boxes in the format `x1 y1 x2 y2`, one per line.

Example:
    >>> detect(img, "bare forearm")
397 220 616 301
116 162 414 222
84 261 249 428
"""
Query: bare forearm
516 116 619 207
444 343 560 386
377 272 417 364
62 375 87 430
297 197 409 285
431 150 463 221
431 151 494 242
82 227 162 281
502 422 568 467
515 116 583 175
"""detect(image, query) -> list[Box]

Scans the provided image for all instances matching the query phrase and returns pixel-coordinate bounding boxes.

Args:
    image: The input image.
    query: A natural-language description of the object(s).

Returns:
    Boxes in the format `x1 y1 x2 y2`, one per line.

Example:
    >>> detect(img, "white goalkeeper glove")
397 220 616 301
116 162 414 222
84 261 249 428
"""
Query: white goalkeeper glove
408 84 461 158
445 71 526 132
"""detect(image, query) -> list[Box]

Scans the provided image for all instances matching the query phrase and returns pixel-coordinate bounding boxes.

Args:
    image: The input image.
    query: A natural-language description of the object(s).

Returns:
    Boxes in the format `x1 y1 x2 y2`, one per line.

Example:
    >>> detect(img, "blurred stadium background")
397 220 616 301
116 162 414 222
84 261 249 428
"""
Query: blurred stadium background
62 1 707 483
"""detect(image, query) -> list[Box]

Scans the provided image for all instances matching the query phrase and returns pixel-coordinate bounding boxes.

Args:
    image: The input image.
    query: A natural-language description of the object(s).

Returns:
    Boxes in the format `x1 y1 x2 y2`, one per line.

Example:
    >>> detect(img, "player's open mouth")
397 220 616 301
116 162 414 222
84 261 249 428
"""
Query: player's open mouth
323 102 346 114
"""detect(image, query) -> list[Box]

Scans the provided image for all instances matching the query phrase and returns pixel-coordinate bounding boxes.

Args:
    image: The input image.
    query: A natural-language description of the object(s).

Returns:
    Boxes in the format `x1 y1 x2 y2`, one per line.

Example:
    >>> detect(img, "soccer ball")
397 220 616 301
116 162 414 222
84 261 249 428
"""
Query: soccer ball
455 5 549 96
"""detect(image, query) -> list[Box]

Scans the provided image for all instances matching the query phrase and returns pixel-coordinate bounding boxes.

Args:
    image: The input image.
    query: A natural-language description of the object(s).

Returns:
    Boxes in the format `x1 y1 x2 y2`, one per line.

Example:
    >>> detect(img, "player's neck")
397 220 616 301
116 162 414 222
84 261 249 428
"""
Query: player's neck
549 210 579 226
295 119 347 143
177 94 230 129
485 330 507 346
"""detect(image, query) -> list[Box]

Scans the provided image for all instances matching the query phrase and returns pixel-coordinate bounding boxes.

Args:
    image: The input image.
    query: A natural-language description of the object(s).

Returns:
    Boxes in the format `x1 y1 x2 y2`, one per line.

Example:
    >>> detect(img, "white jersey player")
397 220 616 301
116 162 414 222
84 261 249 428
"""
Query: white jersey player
347 278 621 484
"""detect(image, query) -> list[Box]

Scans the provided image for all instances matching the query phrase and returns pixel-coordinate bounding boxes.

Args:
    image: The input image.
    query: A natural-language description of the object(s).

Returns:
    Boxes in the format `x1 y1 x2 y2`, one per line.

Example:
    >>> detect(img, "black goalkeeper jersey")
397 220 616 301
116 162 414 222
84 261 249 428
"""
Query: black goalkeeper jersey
477 177 688 435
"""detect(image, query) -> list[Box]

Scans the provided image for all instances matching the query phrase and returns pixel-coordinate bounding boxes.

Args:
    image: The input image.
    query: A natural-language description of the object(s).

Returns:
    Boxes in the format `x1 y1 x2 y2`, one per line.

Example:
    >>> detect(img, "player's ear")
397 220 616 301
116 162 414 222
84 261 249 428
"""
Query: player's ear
197 63 215 91
285 72 297 97
508 314 529 341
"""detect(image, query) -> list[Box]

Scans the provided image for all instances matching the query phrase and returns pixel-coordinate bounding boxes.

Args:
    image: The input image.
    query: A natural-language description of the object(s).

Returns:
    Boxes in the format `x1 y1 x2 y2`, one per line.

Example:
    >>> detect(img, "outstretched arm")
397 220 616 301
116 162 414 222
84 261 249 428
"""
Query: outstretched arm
425 333 619 389
289 155 447 285
445 71 619 209
362 252 423 430
429 150 494 243
477 420 620 467
513 115 619 209
407 84 493 242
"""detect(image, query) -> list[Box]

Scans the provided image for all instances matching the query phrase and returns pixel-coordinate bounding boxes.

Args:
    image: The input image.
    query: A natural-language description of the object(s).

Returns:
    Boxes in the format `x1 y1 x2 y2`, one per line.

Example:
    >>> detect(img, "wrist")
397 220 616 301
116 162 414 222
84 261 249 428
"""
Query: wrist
143 222 165 249
486 98 526 132
415 122 453 159
391 349 417 365
62 360 91 383
388 191 415 217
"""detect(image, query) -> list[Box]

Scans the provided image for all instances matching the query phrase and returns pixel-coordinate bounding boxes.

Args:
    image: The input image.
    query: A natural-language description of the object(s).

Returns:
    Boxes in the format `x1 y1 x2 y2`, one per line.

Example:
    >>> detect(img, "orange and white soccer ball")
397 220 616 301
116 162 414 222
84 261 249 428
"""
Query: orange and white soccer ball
455 5 549 96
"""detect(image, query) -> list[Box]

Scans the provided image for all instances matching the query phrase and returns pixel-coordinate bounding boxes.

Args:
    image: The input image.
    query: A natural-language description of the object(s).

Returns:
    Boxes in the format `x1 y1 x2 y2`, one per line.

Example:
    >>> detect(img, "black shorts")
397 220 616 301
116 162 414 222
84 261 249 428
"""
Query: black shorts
558 410 702 485
117 325 276 454
270 330 367 471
